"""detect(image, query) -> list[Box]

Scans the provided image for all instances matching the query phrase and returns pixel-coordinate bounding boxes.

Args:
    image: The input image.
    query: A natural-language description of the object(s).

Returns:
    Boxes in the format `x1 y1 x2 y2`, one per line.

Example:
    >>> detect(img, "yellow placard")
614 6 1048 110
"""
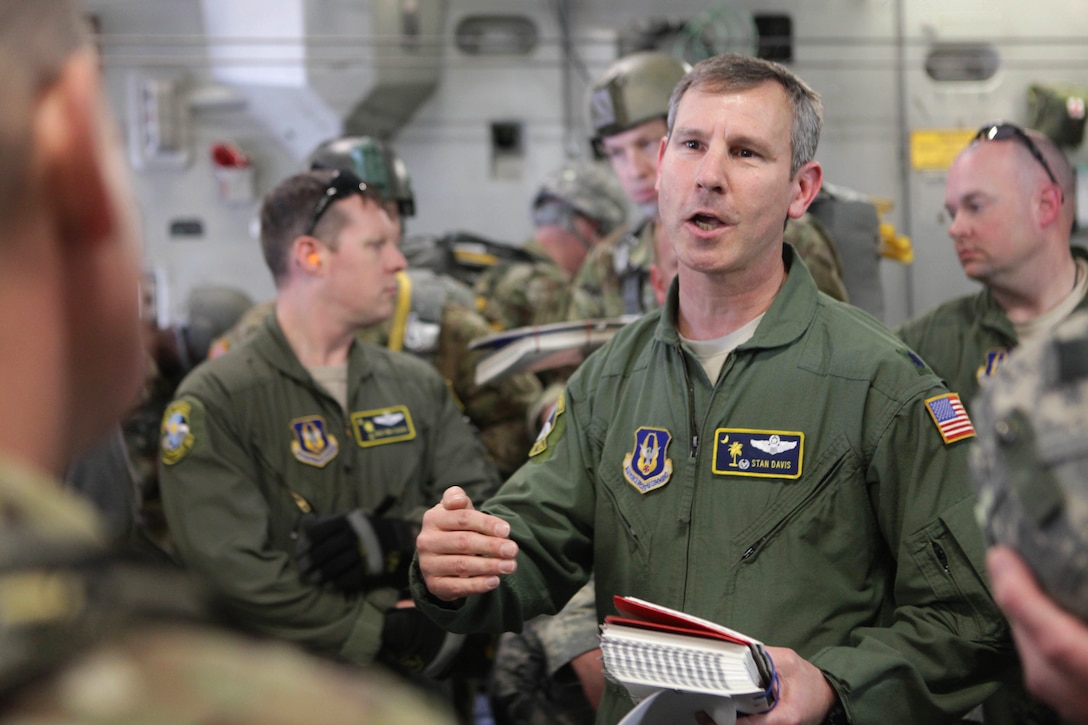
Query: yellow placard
910 129 976 171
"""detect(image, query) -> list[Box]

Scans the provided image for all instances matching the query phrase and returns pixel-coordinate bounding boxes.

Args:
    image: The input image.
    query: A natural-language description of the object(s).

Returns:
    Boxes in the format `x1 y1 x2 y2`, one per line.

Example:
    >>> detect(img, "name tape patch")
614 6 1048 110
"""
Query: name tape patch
711 429 804 479
351 405 416 448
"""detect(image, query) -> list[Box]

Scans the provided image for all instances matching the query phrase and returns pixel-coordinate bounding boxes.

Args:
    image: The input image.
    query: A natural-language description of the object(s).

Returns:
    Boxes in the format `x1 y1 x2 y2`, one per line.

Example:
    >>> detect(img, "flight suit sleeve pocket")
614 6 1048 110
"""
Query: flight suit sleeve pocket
906 495 1006 642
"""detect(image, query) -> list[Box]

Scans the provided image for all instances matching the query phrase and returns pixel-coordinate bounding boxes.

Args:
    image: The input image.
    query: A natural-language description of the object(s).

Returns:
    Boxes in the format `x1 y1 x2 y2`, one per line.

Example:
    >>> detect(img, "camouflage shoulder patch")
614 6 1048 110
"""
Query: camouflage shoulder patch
925 393 976 444
160 400 196 465
529 393 565 460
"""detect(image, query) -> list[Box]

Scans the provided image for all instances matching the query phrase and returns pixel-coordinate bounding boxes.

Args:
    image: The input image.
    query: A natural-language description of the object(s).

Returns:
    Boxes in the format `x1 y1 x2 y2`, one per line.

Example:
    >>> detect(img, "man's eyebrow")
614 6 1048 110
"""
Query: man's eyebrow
669 124 707 140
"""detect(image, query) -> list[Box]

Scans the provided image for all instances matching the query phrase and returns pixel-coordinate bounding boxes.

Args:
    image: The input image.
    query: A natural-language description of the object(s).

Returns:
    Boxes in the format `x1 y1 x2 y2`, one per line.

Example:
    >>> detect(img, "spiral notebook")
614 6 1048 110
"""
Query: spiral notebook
600 595 777 715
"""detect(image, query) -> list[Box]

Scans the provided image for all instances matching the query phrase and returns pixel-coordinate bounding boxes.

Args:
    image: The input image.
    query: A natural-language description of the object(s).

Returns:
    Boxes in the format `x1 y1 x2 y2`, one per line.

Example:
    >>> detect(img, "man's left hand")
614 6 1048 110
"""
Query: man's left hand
734 646 837 725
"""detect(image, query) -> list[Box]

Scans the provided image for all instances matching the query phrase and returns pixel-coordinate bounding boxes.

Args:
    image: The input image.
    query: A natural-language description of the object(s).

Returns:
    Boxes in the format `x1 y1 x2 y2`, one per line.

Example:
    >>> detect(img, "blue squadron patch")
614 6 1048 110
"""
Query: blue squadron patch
712 428 804 479
290 416 339 467
622 427 673 493
350 405 416 448
976 347 1011 383
160 400 195 466
530 393 565 458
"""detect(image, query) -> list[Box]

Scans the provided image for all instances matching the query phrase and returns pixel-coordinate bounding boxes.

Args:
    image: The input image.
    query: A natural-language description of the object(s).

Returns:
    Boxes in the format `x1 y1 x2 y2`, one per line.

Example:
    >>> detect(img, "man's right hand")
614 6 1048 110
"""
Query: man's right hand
416 486 519 601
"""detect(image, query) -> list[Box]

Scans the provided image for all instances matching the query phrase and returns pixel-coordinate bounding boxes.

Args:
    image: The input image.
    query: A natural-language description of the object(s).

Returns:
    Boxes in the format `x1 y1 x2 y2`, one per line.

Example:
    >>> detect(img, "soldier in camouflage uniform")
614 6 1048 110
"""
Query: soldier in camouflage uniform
215 137 542 480
474 159 628 331
569 51 847 322
0 3 451 722
969 309 1088 725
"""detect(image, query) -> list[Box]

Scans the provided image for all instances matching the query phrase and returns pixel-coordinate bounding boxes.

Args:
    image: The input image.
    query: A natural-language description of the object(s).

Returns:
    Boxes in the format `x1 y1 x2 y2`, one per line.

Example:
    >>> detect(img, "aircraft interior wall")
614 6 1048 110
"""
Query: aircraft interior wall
85 0 1088 329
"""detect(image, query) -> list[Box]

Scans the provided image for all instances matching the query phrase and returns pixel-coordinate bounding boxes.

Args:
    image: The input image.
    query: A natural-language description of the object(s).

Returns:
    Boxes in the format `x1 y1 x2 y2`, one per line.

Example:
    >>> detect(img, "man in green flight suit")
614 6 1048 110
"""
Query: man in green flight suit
215 136 542 480
898 123 1085 412
412 53 1014 724
897 122 1081 725
158 170 501 679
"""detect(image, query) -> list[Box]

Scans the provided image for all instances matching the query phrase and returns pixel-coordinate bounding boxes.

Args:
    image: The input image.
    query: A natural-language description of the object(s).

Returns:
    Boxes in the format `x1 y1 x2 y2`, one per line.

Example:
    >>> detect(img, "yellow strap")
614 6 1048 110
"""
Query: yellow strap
388 270 412 352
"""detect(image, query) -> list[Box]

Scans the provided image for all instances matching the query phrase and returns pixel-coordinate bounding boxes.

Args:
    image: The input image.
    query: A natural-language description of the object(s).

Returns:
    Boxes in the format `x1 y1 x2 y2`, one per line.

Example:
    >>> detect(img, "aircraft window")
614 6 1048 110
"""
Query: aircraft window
925 43 1000 82
455 15 538 56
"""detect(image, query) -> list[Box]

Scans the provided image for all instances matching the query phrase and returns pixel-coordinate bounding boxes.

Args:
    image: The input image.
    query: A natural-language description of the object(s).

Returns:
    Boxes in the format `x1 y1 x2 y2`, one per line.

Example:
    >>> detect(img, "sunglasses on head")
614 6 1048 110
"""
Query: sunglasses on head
974 122 1059 187
305 170 372 237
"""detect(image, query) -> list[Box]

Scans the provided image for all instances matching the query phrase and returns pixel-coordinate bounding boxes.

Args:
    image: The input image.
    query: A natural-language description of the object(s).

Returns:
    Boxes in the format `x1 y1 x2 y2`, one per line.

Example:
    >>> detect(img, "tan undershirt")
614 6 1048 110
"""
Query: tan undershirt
680 314 765 382
1014 258 1088 343
307 364 349 412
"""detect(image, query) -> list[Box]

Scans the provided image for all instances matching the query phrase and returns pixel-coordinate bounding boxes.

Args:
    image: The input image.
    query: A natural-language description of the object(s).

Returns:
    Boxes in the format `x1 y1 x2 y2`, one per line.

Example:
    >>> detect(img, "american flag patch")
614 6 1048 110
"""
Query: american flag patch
925 393 976 444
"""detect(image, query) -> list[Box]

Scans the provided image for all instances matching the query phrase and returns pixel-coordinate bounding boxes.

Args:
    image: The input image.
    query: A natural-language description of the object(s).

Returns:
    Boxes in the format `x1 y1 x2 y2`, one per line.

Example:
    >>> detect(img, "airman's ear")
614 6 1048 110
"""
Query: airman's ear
293 234 325 275
1034 182 1065 231
787 161 824 220
34 48 115 248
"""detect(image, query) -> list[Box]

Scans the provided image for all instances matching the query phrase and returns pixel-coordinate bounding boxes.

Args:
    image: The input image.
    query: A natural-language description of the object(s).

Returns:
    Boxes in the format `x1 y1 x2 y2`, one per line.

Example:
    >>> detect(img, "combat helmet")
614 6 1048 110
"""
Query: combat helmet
970 309 1088 620
179 285 255 367
531 160 629 237
308 136 415 218
587 51 691 142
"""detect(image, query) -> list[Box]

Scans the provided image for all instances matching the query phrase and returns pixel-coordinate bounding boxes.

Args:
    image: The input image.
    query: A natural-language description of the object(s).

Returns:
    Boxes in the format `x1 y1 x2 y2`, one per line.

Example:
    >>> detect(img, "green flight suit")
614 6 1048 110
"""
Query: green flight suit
897 246 1088 412
413 245 1013 724
159 313 500 665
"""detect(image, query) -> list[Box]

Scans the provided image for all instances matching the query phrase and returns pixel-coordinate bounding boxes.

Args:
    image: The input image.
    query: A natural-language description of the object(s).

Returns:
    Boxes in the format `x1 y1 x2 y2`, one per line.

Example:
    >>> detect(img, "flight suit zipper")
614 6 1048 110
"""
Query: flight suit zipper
677 342 699 459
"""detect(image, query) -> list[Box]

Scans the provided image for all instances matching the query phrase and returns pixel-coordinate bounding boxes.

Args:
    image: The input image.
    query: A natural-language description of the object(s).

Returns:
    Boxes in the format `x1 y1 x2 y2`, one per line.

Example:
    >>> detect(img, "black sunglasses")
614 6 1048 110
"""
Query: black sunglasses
974 122 1059 187
305 170 372 236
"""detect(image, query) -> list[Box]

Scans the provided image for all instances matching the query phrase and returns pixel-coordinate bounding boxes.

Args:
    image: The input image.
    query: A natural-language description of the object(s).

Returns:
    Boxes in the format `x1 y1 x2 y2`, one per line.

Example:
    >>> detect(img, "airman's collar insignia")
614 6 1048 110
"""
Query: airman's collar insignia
712 428 804 479
291 416 339 467
622 427 673 494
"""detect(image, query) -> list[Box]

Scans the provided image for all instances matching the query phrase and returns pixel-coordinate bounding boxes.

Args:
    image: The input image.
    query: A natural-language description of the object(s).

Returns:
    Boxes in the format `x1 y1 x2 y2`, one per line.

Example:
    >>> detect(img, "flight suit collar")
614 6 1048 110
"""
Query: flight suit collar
969 247 1088 344
655 242 819 352
250 311 376 387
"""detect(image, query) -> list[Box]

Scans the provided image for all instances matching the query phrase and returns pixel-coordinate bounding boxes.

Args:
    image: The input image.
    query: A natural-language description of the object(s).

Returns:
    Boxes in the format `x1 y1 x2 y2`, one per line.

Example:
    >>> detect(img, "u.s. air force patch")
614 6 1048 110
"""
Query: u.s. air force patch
290 416 339 467
350 405 416 448
622 427 673 493
160 400 195 466
529 393 565 460
712 429 803 479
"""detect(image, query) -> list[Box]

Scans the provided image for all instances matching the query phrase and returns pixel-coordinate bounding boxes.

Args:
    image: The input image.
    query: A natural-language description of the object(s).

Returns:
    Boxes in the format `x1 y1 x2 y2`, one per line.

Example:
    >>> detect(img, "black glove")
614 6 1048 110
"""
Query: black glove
379 607 496 680
295 509 417 593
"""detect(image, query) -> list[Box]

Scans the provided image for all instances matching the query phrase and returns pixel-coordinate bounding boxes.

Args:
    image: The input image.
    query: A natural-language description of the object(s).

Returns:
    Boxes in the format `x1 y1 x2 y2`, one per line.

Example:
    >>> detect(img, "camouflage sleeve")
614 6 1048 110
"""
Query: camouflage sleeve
474 260 571 331
567 240 625 321
486 579 600 724
534 578 601 677
786 213 849 302
434 302 541 479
